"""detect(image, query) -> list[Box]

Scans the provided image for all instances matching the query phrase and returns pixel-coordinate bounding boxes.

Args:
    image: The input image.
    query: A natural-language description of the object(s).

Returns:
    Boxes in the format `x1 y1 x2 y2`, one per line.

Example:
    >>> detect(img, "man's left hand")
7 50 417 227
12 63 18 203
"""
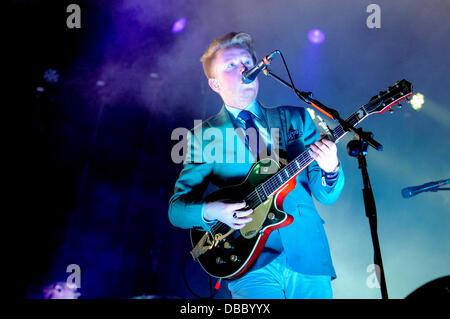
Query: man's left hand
310 134 339 173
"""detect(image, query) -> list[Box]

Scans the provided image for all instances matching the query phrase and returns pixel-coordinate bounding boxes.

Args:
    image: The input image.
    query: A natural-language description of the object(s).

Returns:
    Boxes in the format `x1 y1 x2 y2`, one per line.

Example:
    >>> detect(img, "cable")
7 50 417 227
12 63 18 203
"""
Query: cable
278 51 298 94
182 251 220 299
272 50 315 107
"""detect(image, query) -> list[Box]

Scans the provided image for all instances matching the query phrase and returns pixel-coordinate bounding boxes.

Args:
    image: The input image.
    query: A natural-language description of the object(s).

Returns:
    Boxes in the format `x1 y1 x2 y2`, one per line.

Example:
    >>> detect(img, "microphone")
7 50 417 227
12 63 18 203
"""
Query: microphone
242 50 280 84
401 178 450 198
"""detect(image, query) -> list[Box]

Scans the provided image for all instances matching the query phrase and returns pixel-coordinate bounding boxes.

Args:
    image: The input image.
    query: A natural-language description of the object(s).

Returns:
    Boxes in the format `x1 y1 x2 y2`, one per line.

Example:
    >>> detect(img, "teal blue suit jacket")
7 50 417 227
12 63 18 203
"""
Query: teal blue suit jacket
169 103 344 278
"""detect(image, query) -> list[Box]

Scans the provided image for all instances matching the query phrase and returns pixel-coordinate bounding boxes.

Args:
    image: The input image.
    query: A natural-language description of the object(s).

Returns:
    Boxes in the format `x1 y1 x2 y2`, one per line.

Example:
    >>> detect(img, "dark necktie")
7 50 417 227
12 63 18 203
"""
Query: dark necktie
237 110 267 159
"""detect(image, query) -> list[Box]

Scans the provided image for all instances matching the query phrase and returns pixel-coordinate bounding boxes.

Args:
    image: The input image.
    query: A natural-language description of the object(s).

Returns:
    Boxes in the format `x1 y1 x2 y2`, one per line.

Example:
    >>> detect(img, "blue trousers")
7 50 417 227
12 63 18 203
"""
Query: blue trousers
227 253 332 299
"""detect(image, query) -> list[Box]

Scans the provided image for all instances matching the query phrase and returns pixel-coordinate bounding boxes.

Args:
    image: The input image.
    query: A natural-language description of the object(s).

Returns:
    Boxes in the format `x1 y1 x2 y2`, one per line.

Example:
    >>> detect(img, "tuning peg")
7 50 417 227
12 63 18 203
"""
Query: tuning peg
397 102 402 108
388 108 394 114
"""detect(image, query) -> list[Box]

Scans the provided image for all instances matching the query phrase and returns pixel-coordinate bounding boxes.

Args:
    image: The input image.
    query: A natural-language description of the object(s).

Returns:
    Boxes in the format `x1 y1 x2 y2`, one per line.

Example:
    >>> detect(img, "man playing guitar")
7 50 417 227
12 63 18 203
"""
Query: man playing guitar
169 32 344 299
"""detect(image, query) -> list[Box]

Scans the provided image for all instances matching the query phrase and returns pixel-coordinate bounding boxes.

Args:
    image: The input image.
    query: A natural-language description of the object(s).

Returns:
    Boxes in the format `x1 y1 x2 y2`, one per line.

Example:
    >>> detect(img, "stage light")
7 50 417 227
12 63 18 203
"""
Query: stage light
307 29 325 44
172 18 186 33
410 93 424 111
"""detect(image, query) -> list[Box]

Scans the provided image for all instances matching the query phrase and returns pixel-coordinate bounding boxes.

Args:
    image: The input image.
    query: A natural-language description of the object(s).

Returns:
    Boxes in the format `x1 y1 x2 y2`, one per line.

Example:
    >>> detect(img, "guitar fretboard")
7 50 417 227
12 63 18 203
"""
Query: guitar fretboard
260 108 366 197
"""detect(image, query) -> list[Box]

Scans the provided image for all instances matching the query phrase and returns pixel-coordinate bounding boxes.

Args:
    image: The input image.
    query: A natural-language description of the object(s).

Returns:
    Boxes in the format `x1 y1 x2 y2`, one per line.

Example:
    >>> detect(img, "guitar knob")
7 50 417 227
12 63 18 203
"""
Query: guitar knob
223 242 233 249
216 257 225 264
230 255 239 262
267 212 275 220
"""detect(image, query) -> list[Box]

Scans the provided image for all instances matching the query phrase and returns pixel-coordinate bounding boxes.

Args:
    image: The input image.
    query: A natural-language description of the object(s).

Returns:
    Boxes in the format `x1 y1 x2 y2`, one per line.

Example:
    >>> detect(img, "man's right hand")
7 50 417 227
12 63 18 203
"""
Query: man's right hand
203 200 253 229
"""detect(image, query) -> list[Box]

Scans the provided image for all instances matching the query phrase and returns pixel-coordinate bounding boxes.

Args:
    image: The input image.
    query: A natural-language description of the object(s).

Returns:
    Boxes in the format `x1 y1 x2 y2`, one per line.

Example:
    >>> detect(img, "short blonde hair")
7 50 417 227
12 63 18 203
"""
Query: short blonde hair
200 32 257 78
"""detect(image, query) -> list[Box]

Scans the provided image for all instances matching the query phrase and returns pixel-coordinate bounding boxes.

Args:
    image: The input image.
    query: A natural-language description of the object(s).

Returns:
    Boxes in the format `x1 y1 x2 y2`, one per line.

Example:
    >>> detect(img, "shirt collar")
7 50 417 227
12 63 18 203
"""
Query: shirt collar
225 100 263 121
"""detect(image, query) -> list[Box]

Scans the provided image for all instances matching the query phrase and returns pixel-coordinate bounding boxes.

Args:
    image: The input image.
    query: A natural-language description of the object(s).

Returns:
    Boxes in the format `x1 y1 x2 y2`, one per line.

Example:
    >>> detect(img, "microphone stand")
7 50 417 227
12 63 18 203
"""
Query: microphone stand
264 68 389 299
347 137 389 300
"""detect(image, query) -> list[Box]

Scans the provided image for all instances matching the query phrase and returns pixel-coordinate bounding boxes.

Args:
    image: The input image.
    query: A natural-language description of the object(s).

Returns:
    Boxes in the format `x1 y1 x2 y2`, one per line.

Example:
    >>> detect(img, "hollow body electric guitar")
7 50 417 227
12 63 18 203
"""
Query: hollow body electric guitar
190 79 413 279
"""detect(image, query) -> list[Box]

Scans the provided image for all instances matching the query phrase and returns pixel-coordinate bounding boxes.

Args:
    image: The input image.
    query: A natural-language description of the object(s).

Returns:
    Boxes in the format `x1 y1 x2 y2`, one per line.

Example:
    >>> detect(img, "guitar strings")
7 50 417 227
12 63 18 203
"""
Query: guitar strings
263 111 362 195
263 151 313 195
210 191 260 235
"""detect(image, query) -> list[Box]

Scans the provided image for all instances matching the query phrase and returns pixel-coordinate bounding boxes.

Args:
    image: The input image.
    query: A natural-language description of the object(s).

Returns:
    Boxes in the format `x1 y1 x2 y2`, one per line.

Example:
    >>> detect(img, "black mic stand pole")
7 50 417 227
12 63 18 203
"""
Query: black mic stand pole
347 138 389 299
264 68 389 299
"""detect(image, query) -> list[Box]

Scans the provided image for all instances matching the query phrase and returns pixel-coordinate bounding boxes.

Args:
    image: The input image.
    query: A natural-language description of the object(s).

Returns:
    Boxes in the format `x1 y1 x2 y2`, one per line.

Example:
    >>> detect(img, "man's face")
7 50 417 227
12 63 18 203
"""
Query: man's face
209 46 259 109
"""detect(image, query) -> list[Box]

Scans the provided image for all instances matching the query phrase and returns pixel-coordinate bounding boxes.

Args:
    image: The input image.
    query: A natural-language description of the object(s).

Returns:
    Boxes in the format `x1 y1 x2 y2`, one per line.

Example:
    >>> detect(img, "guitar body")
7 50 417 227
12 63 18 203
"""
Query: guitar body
190 158 294 279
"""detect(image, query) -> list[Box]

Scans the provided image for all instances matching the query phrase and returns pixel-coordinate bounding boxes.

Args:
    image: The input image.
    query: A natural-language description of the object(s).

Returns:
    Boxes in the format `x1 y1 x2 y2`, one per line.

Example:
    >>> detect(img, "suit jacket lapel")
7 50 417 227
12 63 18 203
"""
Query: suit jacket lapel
260 103 289 165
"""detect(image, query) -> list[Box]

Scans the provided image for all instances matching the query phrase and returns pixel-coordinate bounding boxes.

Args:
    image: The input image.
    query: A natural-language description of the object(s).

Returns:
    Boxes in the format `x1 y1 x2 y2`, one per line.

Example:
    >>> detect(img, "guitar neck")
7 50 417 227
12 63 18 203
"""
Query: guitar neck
262 106 368 197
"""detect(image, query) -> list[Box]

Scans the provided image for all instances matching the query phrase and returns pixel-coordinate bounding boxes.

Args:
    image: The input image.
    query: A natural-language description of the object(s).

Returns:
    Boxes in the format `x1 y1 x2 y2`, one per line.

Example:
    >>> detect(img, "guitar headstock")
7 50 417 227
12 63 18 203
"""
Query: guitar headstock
365 79 413 115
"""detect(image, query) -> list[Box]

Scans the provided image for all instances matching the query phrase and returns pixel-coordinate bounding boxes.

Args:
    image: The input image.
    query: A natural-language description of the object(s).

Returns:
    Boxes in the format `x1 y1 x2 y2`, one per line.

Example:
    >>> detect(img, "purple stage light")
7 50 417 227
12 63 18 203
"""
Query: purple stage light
172 18 186 33
307 29 325 44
